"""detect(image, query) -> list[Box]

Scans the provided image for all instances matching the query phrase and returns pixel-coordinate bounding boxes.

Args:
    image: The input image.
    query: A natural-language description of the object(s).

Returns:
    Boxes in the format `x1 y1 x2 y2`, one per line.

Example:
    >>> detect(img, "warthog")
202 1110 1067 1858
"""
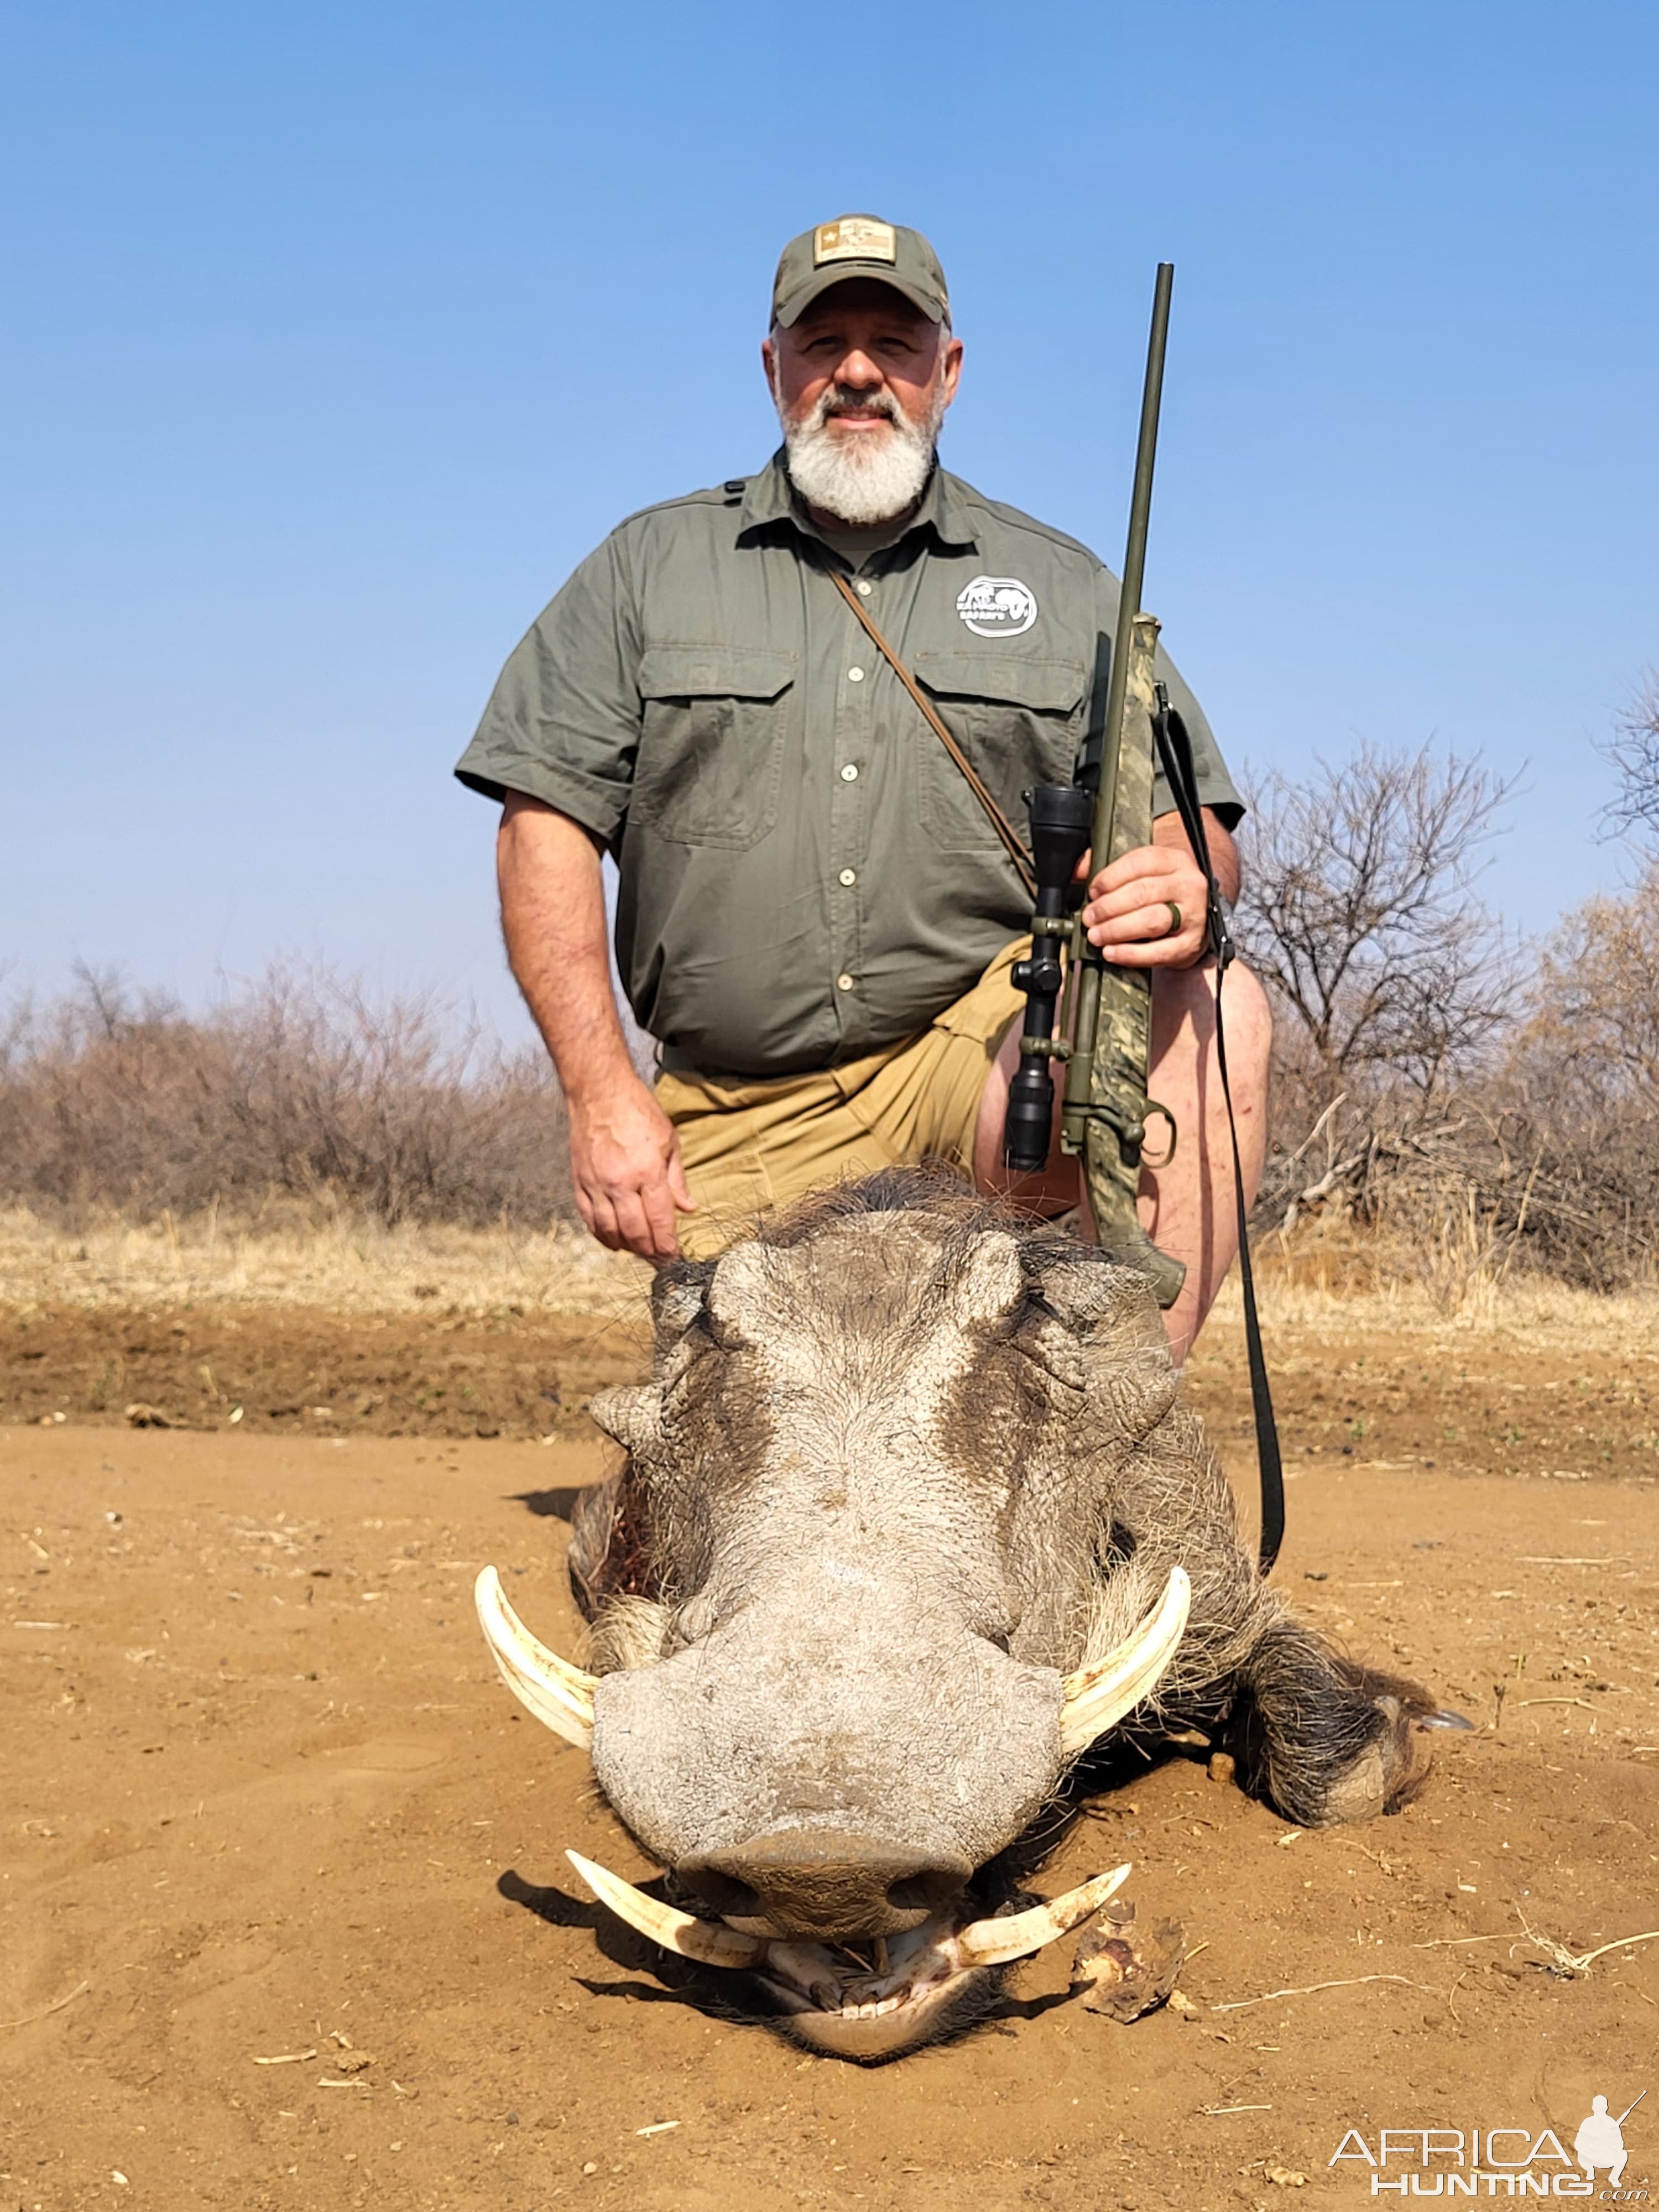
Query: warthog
477 1173 1457 2060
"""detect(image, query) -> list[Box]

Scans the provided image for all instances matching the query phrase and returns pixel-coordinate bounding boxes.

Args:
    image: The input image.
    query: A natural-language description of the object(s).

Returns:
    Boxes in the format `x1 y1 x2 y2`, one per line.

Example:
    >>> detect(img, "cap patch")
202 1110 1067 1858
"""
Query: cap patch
814 217 897 267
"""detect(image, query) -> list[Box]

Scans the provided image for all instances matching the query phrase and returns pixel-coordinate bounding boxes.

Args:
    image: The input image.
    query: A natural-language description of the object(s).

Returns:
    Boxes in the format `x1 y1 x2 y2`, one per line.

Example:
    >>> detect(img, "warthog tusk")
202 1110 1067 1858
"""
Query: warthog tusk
474 1566 596 1750
957 1864 1133 1966
566 1850 766 1969
1057 1564 1191 1758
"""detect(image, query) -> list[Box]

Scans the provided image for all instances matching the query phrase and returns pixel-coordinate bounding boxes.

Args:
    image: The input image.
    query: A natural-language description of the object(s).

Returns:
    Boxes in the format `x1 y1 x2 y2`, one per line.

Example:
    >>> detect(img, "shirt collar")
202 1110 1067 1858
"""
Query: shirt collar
736 448 978 554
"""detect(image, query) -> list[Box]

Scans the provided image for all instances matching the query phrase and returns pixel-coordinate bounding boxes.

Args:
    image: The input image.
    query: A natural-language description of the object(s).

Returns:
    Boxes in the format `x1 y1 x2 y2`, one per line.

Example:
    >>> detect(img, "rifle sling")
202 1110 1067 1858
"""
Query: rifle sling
1152 692 1286 1577
827 570 1038 899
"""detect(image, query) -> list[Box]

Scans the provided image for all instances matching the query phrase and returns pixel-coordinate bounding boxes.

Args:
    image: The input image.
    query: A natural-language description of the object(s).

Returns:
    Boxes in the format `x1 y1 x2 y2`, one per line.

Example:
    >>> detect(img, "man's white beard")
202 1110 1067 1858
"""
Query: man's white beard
777 380 945 527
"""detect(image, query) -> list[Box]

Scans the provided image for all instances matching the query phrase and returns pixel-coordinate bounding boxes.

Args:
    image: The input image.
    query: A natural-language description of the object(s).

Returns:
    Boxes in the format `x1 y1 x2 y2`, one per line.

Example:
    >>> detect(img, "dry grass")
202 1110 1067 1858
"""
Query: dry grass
6 1199 1655 1360
0 1204 649 1320
1215 1223 1659 1349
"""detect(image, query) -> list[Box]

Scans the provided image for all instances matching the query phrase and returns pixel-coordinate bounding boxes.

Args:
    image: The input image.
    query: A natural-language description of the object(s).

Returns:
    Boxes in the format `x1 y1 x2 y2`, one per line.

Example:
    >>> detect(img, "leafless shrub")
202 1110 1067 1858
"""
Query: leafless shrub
1488 863 1659 1286
1599 671 1659 849
1245 851 1659 1299
1237 742 1520 1107
0 962 576 1230
1237 739 1523 1291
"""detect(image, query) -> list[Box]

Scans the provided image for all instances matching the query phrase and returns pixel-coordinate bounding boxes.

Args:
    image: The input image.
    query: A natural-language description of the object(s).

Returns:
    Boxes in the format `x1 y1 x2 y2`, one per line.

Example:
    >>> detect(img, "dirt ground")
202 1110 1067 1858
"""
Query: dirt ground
4 1296 1659 2211
5 1286 1659 1482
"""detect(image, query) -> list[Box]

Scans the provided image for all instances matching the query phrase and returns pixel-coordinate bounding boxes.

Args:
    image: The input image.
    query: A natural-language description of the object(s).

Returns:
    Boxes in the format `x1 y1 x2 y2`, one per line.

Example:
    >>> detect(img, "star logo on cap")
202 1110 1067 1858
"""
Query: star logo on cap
814 218 898 267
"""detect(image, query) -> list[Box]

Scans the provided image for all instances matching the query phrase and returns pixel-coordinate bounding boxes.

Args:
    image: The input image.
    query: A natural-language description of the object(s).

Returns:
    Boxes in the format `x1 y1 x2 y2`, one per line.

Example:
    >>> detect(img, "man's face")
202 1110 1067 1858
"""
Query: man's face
763 280 962 441
762 280 963 526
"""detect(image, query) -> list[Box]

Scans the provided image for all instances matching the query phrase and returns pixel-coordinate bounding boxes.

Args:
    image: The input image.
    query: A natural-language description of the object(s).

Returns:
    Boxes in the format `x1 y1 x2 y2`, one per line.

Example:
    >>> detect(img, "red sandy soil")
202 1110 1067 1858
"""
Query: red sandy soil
3 1319 1658 2211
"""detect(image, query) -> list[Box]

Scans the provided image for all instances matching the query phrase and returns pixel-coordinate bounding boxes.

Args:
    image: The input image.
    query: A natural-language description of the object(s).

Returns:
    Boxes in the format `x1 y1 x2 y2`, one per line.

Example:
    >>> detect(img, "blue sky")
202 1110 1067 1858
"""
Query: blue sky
3 0 1655 1037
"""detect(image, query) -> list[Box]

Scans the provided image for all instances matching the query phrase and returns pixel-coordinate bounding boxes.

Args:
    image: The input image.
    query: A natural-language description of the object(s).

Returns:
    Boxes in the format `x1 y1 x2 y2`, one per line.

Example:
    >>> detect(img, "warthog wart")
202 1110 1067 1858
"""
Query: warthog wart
477 1171 1462 2060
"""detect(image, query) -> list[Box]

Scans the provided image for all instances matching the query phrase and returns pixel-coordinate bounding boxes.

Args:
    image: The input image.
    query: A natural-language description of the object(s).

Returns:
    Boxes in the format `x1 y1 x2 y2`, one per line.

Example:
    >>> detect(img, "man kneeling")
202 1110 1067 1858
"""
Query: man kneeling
455 214 1270 1361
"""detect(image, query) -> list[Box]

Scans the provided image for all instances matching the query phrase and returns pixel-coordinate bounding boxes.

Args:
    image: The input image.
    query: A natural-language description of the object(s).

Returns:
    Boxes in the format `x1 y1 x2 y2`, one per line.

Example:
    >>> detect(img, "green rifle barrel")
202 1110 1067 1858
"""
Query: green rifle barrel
1061 262 1186 1308
1065 260 1173 1127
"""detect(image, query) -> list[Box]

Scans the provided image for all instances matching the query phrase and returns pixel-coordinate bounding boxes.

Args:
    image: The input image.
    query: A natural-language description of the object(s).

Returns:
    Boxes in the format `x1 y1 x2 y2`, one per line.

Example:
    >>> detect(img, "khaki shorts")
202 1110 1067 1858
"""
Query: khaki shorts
658 939 1026 1261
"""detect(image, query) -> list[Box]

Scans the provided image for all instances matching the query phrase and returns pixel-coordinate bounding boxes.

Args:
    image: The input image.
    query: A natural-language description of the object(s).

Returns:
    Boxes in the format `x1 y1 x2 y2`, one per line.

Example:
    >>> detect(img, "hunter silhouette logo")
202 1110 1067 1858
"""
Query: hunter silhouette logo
1329 2091 1646 2196
956 575 1038 638
1575 2093 1644 2189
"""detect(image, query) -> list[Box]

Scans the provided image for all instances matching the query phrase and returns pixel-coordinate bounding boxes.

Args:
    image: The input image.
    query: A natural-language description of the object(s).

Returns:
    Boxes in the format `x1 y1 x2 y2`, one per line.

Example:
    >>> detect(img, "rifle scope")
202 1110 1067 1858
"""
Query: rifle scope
1001 782 1094 1174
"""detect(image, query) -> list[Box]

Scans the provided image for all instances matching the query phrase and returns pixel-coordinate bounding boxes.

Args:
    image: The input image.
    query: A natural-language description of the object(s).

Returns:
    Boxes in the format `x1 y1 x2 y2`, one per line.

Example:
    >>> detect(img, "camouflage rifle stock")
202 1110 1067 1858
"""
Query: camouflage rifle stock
1063 609 1185 1307
1002 263 1185 1306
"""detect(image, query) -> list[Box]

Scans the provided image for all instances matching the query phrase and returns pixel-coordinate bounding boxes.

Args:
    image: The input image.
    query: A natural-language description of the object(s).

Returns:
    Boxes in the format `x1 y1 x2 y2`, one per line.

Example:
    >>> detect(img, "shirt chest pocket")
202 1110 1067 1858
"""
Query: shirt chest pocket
632 645 796 849
911 651 1088 856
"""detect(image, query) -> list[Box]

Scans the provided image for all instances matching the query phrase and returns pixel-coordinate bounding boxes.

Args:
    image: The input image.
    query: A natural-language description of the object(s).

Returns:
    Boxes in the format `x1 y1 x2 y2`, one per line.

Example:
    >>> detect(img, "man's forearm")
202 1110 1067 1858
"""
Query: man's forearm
497 794 634 1103
496 794 691 1260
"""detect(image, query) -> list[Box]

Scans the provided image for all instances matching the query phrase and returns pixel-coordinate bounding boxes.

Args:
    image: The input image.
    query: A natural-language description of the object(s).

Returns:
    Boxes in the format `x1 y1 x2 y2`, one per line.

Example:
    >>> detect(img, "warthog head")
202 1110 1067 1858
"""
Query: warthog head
478 1176 1446 2060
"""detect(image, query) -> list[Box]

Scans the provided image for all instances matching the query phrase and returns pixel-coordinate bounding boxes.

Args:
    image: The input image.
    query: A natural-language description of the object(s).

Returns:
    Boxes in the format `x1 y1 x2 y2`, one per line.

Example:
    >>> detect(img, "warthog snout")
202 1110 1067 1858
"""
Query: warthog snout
681 1828 973 1940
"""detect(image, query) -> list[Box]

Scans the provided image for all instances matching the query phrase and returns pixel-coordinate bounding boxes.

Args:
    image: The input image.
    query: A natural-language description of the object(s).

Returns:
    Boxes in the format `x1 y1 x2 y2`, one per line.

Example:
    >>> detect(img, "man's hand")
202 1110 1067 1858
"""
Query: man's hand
566 1071 696 1262
1078 810 1238 971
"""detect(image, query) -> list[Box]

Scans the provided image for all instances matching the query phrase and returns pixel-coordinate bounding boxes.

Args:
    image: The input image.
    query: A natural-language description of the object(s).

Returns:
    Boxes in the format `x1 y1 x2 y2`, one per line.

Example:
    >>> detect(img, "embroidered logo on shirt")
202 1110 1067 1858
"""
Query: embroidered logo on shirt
956 575 1039 638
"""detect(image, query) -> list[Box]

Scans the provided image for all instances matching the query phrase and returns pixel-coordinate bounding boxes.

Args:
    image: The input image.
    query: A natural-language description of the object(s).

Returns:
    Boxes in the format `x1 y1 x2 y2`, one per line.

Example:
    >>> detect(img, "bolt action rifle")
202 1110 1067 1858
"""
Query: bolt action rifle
1001 263 1285 1571
1001 262 1184 1303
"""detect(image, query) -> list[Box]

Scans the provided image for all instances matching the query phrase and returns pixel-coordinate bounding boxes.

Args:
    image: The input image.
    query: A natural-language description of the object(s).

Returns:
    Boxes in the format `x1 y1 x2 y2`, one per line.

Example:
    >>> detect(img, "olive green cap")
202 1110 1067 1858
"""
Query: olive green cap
770 214 950 328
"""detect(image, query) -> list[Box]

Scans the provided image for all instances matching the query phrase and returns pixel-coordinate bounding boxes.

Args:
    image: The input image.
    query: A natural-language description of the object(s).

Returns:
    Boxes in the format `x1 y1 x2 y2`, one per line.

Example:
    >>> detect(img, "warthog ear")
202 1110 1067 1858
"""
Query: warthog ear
587 1385 664 1457
651 1260 713 1346
705 1240 775 1344
947 1230 1025 1327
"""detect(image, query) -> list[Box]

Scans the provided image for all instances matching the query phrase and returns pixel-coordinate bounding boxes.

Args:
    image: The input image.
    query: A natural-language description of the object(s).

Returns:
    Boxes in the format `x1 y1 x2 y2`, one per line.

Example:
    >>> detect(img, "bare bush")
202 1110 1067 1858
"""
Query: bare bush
1245 863 1659 1297
0 962 576 1230
1237 742 1519 1105
1599 671 1659 849
1490 862 1659 1285
1235 740 1520 1285
1233 740 1659 1296
1527 866 1659 1093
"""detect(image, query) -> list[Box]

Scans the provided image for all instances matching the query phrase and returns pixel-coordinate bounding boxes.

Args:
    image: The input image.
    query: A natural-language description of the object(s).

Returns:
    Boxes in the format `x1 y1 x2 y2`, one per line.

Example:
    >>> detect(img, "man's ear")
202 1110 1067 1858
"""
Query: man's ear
761 332 778 403
940 333 964 411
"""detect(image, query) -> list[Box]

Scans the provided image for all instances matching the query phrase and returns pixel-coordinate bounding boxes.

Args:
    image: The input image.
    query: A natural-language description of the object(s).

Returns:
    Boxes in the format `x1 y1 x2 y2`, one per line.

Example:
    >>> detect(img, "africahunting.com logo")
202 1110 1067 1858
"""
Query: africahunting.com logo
1330 2090 1646 2197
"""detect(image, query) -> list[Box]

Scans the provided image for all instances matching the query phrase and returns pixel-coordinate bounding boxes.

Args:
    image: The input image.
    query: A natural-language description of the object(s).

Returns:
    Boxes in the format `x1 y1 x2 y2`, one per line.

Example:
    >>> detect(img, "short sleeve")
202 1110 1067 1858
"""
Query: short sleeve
1148 650 1243 831
1088 568 1243 830
453 529 641 841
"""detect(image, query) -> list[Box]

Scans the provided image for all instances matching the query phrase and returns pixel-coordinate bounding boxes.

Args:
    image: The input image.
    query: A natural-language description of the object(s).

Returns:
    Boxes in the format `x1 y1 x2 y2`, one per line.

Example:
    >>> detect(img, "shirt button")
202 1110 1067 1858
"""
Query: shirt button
838 867 857 886
855 580 873 597
836 973 855 992
840 763 859 781
847 666 865 682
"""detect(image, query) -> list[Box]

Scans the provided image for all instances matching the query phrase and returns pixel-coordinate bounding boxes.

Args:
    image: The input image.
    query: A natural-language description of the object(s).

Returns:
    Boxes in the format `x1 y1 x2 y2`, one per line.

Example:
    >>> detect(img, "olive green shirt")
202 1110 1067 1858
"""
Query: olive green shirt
456 453 1241 1079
